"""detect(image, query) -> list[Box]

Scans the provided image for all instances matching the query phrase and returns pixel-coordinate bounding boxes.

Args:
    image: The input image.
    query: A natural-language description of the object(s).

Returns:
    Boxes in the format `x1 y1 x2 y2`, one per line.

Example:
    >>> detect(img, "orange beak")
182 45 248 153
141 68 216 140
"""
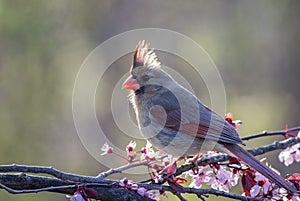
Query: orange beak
122 76 140 90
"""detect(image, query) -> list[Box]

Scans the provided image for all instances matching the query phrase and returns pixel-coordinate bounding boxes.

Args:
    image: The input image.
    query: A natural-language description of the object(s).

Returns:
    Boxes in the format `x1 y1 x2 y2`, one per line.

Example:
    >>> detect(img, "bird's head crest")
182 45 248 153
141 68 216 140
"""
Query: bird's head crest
132 40 161 70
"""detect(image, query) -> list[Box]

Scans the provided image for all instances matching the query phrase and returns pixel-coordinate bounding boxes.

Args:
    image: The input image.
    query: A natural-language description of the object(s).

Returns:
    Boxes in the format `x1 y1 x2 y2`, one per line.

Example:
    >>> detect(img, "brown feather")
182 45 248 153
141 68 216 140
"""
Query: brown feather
149 105 244 145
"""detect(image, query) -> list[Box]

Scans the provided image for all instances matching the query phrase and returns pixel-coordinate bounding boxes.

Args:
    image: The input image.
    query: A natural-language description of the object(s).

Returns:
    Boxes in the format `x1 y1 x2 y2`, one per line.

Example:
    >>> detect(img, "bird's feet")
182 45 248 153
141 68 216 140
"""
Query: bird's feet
186 154 202 174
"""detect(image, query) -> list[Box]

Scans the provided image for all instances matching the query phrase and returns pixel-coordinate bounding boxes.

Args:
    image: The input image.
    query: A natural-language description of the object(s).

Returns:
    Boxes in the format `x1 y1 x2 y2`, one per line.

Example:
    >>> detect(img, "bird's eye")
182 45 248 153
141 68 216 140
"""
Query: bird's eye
142 75 150 81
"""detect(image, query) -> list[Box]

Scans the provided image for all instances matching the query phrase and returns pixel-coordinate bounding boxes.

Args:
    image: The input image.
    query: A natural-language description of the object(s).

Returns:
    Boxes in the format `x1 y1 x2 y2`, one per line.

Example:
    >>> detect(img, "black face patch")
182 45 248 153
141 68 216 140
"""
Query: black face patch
134 86 145 95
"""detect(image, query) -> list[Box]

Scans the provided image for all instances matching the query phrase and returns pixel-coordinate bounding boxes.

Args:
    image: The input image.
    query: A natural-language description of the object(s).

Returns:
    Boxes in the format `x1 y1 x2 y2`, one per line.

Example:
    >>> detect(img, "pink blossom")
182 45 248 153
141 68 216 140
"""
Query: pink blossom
162 154 175 166
140 147 147 154
145 190 160 200
190 172 210 188
189 166 213 188
130 183 139 190
278 143 300 166
140 141 162 161
118 178 133 187
126 141 136 153
291 195 300 201
189 165 238 192
209 166 239 192
278 132 300 166
100 143 113 155
250 185 260 197
137 187 147 196
70 193 85 201
126 141 137 161
118 177 159 200
253 171 273 195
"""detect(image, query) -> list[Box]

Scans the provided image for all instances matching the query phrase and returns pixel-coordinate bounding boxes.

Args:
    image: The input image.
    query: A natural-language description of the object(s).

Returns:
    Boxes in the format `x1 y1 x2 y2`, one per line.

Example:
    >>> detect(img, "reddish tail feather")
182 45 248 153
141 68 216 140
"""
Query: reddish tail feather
223 143 297 193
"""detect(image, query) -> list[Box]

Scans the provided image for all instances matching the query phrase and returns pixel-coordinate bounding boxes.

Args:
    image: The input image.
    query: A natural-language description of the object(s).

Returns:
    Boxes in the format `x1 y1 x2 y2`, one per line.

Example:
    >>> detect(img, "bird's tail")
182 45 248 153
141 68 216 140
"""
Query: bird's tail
223 143 297 193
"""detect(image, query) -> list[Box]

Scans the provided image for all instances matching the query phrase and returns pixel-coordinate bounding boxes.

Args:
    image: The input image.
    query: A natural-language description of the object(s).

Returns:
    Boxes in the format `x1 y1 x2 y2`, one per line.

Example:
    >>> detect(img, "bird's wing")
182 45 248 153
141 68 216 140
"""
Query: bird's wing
149 102 243 144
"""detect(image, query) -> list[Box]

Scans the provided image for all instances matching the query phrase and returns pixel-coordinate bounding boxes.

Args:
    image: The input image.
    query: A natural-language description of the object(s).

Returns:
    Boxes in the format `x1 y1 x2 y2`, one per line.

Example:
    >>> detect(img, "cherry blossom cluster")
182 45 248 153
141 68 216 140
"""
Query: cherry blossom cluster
279 132 300 166
118 178 160 200
101 140 174 165
187 154 239 192
244 169 300 200
188 157 300 200
100 140 172 200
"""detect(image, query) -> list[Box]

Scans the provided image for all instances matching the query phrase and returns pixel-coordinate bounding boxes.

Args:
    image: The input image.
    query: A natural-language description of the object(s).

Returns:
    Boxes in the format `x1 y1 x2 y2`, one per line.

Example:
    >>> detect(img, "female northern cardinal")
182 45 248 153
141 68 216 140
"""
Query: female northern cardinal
122 41 297 193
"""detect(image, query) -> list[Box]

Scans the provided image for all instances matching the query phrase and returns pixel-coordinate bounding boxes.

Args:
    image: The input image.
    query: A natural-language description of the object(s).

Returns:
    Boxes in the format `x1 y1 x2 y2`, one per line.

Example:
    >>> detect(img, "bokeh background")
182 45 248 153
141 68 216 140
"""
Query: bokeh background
0 1 299 200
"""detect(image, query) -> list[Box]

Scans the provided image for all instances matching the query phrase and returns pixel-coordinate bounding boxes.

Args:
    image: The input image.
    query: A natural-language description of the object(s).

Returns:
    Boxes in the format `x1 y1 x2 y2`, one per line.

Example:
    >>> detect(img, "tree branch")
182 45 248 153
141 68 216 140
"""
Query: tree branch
0 173 257 200
0 135 299 200
241 126 300 141
0 164 99 183
0 174 153 201
175 136 300 177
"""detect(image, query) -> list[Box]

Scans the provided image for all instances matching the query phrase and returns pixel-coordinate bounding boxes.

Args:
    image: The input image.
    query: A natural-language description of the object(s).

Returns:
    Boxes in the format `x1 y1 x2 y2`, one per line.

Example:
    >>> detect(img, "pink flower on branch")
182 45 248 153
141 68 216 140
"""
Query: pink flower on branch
126 140 136 153
207 165 239 192
189 164 239 192
100 143 113 155
100 142 128 161
118 178 159 200
70 193 85 201
189 166 213 188
279 143 300 166
126 141 137 161
137 187 147 196
140 141 163 161
249 171 273 197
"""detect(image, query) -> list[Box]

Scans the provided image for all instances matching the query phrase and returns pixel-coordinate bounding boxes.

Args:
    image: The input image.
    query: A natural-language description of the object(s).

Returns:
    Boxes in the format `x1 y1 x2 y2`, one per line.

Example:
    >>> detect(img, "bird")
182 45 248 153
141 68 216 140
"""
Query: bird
122 40 297 193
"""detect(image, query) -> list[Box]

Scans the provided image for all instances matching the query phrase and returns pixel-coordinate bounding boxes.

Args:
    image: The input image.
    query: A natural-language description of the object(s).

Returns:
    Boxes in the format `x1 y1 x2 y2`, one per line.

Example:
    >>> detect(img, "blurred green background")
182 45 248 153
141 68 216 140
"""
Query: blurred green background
0 1 299 200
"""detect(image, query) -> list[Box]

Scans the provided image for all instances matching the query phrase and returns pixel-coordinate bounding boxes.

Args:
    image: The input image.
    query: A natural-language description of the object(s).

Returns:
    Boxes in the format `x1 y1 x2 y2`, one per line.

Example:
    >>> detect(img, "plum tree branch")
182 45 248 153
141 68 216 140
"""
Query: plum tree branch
0 164 100 183
0 173 257 200
0 133 299 200
241 126 300 141
174 136 300 177
0 174 153 201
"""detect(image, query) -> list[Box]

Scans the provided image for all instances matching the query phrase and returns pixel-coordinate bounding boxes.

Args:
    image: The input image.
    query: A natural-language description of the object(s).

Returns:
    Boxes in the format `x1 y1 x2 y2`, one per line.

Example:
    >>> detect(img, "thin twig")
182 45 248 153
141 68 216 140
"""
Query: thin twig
0 164 99 183
97 155 169 178
242 126 300 141
0 182 77 194
97 160 149 178
197 194 207 201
